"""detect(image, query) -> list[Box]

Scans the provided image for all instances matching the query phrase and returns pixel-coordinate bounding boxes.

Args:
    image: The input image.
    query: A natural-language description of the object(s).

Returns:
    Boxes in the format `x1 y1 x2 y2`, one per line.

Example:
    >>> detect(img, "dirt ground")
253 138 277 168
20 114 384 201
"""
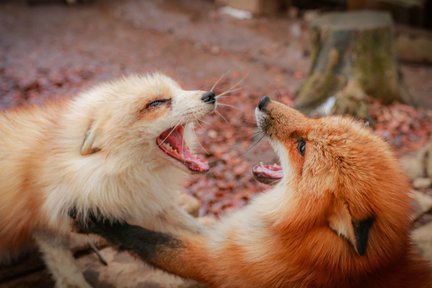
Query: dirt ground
1 0 432 287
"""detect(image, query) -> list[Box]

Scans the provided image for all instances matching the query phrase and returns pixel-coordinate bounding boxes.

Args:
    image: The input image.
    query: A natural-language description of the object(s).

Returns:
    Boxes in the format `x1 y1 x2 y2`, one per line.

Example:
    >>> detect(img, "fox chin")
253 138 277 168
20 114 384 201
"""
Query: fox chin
76 96 432 288
0 73 216 287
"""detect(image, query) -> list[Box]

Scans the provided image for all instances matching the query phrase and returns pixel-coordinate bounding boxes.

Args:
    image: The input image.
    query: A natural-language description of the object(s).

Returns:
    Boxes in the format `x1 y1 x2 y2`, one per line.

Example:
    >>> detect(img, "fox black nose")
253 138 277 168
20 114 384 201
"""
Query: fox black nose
258 96 270 111
201 91 216 104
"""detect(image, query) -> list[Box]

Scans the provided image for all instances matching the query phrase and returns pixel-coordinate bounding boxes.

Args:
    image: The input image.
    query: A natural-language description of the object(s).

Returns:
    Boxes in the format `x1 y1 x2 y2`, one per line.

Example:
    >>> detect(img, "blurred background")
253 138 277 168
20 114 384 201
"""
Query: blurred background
1 0 431 287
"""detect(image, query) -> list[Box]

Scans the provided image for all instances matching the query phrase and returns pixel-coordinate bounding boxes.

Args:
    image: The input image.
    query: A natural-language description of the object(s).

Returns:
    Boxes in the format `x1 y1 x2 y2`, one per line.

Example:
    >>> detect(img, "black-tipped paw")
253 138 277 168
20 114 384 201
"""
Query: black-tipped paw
68 207 124 236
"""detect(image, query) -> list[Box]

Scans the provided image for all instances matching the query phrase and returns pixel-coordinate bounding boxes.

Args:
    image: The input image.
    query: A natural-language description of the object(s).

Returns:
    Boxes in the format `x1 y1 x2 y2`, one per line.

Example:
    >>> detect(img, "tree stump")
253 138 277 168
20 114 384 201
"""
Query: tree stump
295 11 414 118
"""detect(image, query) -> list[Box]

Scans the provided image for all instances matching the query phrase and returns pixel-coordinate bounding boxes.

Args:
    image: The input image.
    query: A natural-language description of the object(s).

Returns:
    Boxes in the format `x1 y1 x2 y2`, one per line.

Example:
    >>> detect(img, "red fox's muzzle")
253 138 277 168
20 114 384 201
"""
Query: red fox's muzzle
256 96 310 140
254 96 310 184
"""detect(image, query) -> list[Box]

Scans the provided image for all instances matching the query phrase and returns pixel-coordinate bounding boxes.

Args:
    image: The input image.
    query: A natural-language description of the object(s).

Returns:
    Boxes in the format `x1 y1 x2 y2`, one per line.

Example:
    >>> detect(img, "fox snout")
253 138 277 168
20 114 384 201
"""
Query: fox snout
258 95 270 111
201 91 216 104
256 96 309 141
180 90 216 122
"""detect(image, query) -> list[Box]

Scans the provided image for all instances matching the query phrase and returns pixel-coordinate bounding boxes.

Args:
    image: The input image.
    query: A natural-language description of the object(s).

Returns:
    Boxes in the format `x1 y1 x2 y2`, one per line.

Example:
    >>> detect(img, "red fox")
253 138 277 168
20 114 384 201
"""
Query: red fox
0 73 216 287
75 96 432 287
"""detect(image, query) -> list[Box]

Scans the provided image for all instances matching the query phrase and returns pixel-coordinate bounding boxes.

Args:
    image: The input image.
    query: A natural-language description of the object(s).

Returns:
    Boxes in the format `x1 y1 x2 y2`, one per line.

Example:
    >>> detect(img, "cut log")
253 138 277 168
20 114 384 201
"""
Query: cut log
295 11 414 118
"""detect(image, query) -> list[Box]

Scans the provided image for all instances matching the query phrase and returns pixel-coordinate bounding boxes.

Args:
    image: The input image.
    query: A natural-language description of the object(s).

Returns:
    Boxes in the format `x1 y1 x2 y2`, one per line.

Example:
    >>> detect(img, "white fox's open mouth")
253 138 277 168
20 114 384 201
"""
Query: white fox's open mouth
156 125 209 173
252 163 282 184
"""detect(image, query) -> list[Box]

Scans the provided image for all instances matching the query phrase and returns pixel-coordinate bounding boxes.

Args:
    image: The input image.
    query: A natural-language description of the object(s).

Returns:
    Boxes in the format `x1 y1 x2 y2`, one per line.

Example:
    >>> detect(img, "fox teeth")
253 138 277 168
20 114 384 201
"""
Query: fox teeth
162 142 172 150
162 142 178 153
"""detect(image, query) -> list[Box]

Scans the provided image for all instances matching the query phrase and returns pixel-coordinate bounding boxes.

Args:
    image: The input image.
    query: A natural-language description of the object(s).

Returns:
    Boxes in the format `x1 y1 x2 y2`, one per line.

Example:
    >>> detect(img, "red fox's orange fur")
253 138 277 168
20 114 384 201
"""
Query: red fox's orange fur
78 97 432 287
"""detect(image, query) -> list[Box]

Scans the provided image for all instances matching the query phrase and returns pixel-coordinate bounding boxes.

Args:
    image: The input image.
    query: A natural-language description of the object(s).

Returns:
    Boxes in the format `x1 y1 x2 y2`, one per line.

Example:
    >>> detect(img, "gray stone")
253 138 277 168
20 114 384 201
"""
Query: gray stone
399 148 427 179
396 32 432 65
412 221 432 263
413 178 432 190
411 190 432 221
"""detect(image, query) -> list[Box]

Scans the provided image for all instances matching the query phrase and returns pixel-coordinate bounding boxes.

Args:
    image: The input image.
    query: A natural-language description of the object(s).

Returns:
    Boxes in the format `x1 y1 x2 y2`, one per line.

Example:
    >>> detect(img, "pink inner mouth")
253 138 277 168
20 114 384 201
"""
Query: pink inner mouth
252 163 283 185
156 125 209 173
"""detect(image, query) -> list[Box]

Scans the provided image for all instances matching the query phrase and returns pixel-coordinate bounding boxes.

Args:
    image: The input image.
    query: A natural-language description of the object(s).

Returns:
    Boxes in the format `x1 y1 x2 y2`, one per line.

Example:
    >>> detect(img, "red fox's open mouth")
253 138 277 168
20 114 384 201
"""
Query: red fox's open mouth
156 125 209 173
252 163 282 184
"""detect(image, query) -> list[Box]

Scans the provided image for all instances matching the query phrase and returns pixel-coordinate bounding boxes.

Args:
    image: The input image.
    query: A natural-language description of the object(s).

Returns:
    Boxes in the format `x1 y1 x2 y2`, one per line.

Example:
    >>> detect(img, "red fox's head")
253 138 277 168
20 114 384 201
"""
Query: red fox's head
255 96 411 274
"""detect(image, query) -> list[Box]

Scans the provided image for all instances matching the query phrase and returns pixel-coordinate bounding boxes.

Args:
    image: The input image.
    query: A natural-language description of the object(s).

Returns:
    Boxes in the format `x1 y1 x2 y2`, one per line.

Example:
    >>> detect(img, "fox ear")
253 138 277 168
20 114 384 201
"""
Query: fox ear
328 202 374 256
80 121 103 155
351 217 374 256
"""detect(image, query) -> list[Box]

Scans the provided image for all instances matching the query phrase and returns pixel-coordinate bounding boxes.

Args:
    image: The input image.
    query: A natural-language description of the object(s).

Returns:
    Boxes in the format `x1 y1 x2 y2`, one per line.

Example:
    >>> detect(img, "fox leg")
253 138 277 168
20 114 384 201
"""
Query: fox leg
34 231 92 288
76 218 210 283
157 205 204 234
175 190 200 216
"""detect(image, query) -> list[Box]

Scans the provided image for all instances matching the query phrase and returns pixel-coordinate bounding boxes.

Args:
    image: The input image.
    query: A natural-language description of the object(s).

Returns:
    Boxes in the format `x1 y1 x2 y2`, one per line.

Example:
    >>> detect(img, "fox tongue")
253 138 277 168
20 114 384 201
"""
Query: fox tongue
181 145 209 172
158 126 209 173
252 163 283 185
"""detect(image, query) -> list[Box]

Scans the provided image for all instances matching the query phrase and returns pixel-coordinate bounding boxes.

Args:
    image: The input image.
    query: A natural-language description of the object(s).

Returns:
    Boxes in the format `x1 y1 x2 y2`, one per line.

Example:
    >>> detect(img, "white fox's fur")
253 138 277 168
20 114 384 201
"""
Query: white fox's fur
0 73 213 287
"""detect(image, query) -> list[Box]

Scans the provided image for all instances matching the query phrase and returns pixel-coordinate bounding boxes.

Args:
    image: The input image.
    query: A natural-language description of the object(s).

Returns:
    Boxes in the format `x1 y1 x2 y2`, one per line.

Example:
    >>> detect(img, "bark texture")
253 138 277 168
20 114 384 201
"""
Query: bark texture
295 11 413 118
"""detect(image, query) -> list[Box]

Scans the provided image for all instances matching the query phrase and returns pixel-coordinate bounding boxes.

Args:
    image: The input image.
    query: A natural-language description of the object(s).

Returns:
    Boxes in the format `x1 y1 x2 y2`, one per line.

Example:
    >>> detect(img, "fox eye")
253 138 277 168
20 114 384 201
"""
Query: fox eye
297 139 306 156
145 99 170 110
